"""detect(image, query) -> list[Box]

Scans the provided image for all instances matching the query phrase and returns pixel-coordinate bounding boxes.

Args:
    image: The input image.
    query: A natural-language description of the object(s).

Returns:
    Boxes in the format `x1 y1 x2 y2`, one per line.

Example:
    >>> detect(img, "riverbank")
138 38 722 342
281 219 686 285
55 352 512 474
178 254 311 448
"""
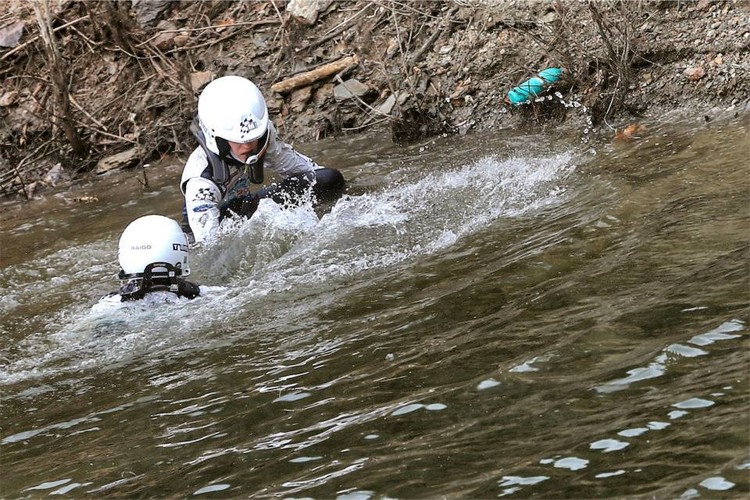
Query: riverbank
1 0 748 200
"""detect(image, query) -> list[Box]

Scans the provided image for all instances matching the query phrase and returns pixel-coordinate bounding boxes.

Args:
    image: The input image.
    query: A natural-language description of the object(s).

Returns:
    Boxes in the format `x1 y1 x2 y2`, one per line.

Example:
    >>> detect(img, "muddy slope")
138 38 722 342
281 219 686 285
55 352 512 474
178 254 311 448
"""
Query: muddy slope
1 0 748 199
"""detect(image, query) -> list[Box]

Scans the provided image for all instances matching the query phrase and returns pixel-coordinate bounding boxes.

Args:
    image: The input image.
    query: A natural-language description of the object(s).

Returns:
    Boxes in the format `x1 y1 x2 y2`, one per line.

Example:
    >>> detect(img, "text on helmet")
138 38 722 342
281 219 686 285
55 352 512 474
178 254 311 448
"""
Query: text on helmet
239 116 258 136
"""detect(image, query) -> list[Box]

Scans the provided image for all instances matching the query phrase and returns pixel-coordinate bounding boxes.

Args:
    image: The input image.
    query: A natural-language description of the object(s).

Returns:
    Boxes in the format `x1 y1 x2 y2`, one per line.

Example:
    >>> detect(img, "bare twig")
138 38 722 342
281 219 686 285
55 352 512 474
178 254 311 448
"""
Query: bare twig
166 26 266 54
67 23 102 53
372 0 445 22
12 163 29 200
342 117 389 132
297 5 372 52
78 123 140 145
2 139 56 198
136 19 280 48
1 16 88 61
268 0 288 70
410 5 462 67
69 93 108 130
32 0 87 155
408 25 441 66
588 0 637 124
388 2 410 83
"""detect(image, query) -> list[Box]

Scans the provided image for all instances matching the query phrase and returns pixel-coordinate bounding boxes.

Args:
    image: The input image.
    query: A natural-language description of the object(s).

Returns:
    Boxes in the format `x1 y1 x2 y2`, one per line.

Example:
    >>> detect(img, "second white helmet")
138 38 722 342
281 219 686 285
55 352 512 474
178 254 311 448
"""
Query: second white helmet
118 215 190 279
197 76 269 159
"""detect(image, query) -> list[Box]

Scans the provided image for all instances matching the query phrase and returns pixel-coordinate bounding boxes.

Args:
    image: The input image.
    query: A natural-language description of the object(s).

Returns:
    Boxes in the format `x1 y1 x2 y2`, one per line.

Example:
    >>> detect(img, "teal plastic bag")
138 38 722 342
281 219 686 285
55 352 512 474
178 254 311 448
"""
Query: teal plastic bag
507 67 563 105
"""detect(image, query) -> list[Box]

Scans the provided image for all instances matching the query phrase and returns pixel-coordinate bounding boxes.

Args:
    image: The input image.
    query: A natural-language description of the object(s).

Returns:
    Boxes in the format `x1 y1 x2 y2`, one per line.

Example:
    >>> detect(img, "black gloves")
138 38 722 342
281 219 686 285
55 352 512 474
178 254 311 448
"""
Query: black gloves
220 193 260 219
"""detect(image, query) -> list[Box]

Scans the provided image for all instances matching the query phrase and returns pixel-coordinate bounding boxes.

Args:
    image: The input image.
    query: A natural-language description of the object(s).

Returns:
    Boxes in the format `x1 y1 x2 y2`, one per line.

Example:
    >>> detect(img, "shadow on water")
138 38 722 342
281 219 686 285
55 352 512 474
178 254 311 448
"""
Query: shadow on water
0 111 748 498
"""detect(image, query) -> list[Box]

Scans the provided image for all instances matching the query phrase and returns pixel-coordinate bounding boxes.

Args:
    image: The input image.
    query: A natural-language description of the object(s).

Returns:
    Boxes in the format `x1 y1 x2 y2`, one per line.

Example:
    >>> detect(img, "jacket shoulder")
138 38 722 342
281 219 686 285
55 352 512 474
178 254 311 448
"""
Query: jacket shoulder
181 147 210 187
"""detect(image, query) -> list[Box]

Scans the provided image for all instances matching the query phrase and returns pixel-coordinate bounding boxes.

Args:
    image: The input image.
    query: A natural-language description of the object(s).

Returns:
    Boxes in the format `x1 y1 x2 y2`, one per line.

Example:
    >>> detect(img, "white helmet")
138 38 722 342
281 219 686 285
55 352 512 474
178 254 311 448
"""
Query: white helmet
118 215 190 280
197 75 270 165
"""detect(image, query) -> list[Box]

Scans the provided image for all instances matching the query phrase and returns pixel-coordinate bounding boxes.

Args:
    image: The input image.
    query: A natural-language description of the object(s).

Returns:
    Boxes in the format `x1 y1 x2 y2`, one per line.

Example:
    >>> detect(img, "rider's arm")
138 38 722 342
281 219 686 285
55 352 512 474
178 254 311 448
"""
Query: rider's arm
180 147 224 243
183 176 222 243
264 122 320 177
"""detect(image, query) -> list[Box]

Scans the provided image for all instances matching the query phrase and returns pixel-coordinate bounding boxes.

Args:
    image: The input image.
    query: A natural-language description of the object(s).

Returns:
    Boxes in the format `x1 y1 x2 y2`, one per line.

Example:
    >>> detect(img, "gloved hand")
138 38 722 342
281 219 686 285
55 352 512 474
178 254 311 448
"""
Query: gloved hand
220 193 260 219
237 195 260 217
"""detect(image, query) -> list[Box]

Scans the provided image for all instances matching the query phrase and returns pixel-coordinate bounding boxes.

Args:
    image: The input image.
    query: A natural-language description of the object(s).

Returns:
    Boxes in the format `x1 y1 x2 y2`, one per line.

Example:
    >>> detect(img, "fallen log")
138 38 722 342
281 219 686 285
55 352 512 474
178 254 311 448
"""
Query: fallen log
95 146 141 174
270 55 359 94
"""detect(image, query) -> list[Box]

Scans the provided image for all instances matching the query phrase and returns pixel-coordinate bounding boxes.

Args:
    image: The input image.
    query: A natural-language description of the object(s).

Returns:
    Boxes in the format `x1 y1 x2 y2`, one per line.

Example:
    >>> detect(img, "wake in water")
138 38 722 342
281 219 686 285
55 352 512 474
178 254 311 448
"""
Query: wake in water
0 152 576 386
224 151 576 286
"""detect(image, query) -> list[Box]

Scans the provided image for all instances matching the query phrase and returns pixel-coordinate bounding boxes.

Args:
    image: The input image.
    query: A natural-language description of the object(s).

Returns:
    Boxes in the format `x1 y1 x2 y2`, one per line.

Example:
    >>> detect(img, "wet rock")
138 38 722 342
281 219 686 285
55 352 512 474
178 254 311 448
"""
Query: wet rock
376 94 397 115
684 66 706 81
24 181 38 199
0 91 18 107
266 94 282 115
43 163 65 186
0 21 24 48
173 32 190 47
190 71 214 94
151 20 178 51
290 87 313 112
541 11 557 24
333 79 371 102
132 0 172 28
287 0 333 25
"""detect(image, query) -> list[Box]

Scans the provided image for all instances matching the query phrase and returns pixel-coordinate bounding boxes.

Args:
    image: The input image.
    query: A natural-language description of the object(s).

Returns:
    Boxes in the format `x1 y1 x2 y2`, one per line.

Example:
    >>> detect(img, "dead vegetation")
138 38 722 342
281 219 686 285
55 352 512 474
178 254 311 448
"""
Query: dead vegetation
1 0 747 200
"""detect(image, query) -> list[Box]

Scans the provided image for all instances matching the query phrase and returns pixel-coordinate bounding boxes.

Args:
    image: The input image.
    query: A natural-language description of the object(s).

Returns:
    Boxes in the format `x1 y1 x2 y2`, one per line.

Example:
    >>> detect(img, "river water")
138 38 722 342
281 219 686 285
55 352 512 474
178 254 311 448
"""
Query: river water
1 109 748 498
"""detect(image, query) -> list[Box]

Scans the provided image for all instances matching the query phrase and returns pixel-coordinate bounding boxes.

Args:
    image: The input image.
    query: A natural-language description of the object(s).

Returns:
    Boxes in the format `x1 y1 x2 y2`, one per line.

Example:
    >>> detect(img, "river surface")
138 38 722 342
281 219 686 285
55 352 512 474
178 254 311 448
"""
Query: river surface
1 109 748 498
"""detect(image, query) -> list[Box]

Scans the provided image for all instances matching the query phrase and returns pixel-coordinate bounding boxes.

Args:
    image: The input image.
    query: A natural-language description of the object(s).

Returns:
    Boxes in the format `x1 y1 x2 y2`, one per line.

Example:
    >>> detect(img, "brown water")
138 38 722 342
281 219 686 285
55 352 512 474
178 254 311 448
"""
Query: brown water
1 108 748 498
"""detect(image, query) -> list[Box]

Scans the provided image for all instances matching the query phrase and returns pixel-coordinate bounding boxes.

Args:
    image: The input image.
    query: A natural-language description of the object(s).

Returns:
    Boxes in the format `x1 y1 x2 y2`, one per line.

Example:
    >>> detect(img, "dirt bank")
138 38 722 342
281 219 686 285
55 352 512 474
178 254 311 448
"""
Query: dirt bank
1 0 748 200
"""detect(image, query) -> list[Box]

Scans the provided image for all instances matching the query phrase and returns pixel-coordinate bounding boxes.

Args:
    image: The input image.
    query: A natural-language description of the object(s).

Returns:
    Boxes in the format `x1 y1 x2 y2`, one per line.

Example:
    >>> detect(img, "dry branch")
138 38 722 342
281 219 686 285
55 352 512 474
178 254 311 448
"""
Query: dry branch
32 0 87 156
270 55 359 93
298 6 372 52
1 16 88 61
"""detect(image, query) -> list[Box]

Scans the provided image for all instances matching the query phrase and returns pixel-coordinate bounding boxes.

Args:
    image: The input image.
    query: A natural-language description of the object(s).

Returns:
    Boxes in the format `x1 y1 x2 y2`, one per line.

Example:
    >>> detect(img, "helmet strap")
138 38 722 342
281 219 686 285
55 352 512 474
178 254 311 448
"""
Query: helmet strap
244 157 264 184
215 136 232 159
191 117 231 185
119 262 184 301
235 129 268 184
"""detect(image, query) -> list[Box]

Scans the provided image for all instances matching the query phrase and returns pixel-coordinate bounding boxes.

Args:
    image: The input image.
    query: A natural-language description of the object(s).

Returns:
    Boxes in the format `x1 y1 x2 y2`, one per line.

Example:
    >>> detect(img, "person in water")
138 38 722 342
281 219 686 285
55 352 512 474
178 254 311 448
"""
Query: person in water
180 75 346 243
108 215 200 302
